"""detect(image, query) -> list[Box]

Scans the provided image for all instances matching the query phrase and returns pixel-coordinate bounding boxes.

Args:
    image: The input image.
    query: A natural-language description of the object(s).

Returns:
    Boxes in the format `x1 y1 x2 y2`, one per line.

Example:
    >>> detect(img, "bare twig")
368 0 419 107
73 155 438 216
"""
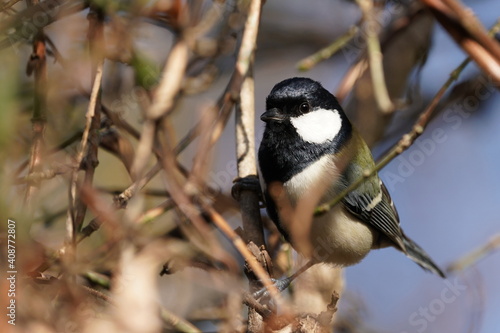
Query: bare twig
130 38 189 180
16 165 70 184
297 26 359 71
0 0 23 12
160 307 202 333
233 1 267 327
74 8 104 231
204 205 287 311
66 8 104 244
355 0 394 113
440 0 500 61
421 0 500 83
235 76 265 246
156 114 238 273
24 30 47 207
136 199 176 224
316 38 477 215
447 234 500 273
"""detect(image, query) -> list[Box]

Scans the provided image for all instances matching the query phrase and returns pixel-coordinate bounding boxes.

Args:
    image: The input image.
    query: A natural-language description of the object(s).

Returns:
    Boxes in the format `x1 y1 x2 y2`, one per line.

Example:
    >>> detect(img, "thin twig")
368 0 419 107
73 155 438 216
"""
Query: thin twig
0 0 23 12
160 307 202 333
204 205 287 311
16 165 70 184
243 293 272 318
446 234 500 273
74 8 104 233
24 0 45 206
157 116 238 273
66 10 104 244
24 30 47 207
355 0 394 113
316 42 475 215
297 26 359 71
136 199 175 224
130 38 189 180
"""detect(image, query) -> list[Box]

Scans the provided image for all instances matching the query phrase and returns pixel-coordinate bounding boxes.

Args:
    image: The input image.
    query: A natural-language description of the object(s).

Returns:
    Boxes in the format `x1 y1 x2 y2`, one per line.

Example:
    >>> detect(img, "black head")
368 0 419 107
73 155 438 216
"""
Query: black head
261 77 351 145
258 77 352 183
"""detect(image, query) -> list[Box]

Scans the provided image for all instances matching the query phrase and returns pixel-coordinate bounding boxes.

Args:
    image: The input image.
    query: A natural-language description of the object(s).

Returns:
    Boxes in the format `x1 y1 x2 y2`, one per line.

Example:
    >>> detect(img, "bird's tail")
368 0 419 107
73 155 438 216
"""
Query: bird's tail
402 235 445 278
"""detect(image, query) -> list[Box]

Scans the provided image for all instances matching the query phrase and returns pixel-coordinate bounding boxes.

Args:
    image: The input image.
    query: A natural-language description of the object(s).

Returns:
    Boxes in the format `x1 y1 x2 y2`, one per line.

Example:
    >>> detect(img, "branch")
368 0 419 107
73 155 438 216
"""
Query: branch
160 307 202 333
440 0 500 61
446 234 500 273
421 0 500 83
297 26 359 71
355 0 394 113
203 205 287 312
130 38 189 181
66 7 104 245
24 30 47 207
315 37 479 215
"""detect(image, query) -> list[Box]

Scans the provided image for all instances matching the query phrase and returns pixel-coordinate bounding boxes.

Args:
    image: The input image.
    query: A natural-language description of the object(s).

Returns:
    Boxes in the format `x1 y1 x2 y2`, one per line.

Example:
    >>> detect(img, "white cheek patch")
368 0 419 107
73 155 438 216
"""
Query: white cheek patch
290 109 342 144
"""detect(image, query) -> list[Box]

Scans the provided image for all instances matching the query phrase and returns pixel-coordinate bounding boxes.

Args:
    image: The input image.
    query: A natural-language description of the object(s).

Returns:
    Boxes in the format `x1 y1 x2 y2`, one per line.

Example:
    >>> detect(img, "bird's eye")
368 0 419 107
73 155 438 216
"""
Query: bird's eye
299 102 310 113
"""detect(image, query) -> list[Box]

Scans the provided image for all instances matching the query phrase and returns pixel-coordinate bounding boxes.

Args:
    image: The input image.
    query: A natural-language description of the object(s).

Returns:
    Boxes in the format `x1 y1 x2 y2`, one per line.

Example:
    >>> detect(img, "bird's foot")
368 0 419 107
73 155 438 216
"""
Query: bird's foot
231 175 262 201
252 276 294 300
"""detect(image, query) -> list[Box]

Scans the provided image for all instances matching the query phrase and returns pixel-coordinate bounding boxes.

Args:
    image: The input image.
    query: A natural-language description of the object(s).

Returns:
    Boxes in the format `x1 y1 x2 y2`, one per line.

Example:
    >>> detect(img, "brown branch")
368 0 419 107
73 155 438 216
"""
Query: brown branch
203 205 288 312
160 307 202 333
297 26 359 71
156 115 238 273
440 0 500 61
234 0 264 258
24 30 47 207
421 0 500 83
130 38 189 181
0 0 23 12
355 0 394 113
316 37 477 215
447 234 500 273
66 7 104 245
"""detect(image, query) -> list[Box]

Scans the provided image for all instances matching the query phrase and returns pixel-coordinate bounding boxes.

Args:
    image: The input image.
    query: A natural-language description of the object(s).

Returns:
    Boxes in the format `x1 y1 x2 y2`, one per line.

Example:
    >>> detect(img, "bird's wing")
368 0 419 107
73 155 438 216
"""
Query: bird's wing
342 176 406 250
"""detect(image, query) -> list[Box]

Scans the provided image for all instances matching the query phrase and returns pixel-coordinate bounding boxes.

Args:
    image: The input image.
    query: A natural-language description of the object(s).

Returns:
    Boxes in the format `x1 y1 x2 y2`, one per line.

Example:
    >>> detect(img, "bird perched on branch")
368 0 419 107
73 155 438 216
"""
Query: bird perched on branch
257 77 444 284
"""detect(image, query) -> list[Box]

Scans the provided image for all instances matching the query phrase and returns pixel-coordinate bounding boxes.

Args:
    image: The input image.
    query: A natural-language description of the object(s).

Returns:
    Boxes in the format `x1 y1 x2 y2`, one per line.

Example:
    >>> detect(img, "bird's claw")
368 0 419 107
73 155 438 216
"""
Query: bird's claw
252 276 294 300
231 175 262 201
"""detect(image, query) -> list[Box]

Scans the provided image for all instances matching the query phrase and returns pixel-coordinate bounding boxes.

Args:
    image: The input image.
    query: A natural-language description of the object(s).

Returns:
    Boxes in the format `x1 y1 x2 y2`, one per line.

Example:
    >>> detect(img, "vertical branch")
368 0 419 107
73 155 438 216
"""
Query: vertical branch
236 73 267 333
355 0 394 113
234 0 263 259
24 0 46 208
75 7 104 231
232 0 289 329
236 74 264 246
66 6 104 246
130 39 189 181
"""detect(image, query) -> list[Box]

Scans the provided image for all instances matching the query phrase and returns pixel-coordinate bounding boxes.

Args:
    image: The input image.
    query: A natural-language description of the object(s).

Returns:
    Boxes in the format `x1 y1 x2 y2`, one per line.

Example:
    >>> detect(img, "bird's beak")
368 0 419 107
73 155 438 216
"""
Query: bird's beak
260 108 286 123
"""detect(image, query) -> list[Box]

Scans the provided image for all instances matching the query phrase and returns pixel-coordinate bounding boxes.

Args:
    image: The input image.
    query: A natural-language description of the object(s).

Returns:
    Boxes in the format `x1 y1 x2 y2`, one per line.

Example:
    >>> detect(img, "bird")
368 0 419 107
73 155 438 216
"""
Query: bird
257 77 445 281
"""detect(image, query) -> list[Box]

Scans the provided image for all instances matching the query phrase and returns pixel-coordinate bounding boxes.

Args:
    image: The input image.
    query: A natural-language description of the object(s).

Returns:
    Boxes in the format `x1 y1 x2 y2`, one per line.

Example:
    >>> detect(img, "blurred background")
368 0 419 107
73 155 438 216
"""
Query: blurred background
0 0 499 332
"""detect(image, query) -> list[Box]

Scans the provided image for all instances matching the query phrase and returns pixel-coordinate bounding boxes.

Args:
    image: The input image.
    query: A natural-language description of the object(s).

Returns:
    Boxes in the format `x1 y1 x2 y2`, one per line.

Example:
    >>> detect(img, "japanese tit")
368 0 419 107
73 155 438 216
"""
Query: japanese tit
258 77 444 277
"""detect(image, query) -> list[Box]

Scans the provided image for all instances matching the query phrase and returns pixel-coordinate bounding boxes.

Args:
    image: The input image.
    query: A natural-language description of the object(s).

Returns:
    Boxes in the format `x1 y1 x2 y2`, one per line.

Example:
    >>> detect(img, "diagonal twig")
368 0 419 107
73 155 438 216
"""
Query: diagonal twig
315 20 500 215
